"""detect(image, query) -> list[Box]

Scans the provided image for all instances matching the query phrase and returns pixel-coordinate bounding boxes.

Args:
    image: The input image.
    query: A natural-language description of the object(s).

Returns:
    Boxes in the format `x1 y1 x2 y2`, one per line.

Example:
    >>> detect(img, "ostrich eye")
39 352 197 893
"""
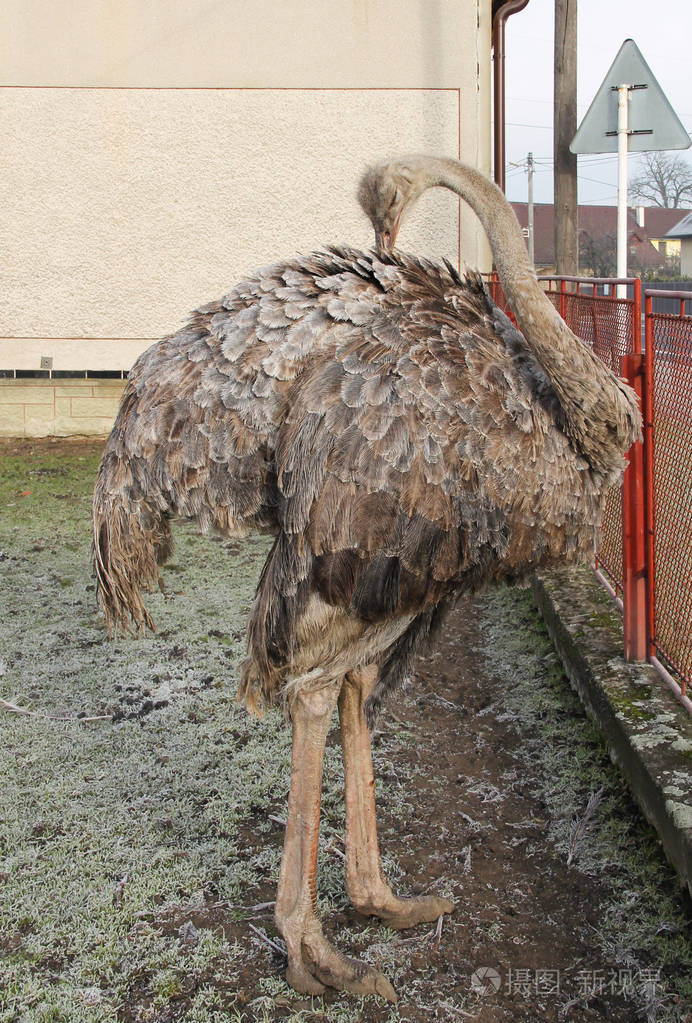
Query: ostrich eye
387 188 401 211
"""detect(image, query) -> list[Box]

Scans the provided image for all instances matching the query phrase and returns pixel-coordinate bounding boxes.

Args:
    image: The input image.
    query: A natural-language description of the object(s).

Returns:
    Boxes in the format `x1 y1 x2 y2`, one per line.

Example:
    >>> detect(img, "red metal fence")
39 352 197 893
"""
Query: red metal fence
485 273 691 712
540 278 640 606
644 291 692 706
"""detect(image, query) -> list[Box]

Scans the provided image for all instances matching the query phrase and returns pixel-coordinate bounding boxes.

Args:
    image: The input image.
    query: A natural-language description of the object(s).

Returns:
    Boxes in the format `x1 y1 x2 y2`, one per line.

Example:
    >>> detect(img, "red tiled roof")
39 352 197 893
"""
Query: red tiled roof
511 202 690 268
639 207 692 239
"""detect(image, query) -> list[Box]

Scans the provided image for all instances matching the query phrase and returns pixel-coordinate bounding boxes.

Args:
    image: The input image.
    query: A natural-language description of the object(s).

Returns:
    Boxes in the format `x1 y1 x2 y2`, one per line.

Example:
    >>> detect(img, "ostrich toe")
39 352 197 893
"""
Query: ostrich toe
300 922 396 1001
359 893 455 930
282 911 396 1000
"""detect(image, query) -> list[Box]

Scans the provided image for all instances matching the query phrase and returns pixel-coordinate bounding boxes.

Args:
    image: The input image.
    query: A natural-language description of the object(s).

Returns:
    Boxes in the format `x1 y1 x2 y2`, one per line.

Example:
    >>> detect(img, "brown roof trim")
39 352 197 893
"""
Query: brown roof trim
492 0 531 192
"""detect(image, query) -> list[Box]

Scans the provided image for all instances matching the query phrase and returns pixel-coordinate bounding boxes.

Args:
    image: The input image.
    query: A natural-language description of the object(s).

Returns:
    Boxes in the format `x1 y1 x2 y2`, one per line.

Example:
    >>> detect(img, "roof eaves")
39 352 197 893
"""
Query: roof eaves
664 212 692 238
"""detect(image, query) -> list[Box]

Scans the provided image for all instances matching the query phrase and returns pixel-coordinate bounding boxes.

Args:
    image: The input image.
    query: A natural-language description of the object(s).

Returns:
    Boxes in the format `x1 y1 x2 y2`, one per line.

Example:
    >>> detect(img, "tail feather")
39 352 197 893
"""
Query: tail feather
93 466 172 636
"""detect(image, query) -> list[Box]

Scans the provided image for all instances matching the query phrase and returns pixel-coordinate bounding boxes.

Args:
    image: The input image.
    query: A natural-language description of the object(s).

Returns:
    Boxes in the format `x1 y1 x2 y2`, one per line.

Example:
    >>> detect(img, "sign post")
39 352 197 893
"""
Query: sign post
571 40 690 664
571 39 690 289
616 86 629 296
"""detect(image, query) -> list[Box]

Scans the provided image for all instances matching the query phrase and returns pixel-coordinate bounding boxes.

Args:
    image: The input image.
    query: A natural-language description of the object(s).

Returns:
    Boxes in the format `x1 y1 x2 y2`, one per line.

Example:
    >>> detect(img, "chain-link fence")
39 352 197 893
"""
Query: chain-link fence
541 279 639 599
483 273 690 709
485 274 636 597
646 292 692 698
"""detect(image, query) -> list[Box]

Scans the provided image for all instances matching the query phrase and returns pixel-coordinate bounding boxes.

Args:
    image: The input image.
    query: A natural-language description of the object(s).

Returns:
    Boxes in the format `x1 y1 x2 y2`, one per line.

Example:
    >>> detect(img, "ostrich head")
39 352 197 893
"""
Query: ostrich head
357 157 432 255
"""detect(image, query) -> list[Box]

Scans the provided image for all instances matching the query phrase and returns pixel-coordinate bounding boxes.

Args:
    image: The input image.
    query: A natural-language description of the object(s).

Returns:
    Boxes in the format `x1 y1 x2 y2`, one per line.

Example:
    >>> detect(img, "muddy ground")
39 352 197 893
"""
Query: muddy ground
0 438 690 1023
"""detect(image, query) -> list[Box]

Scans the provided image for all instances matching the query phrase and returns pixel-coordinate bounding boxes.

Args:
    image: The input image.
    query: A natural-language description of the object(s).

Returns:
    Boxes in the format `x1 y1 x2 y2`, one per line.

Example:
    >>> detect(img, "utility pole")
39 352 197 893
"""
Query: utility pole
509 153 536 263
554 0 578 274
527 152 535 265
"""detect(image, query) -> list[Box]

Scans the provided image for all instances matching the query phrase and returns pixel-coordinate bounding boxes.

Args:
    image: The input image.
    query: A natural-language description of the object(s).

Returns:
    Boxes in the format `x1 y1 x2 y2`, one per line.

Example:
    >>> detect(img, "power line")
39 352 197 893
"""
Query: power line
506 121 553 130
580 195 619 204
507 154 624 168
579 174 620 187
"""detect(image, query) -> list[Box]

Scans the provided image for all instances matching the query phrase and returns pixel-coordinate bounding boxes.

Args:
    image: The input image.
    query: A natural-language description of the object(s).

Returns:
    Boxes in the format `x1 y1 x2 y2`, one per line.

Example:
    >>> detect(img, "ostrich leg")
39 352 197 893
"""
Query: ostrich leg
275 682 396 1001
339 666 455 928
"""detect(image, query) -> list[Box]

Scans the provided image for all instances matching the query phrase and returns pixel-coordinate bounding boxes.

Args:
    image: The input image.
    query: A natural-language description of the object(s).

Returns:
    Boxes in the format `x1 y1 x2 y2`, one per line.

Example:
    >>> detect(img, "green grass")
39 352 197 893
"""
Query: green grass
0 443 406 1022
0 445 281 1020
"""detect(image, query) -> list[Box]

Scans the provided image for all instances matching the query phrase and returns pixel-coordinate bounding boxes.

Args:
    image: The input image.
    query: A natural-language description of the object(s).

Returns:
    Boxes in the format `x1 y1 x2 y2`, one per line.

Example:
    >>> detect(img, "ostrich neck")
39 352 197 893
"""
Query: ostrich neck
414 157 640 477
419 159 592 374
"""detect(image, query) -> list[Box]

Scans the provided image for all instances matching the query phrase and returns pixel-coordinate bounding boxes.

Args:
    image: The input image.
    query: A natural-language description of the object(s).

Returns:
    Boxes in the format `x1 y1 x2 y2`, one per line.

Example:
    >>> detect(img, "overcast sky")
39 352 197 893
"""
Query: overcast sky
504 0 692 207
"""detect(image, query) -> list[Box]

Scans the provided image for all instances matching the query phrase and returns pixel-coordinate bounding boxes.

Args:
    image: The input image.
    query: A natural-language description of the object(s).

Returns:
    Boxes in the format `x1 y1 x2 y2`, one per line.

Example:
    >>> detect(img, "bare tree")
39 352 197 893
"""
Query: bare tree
579 231 616 278
630 152 692 208
580 229 668 278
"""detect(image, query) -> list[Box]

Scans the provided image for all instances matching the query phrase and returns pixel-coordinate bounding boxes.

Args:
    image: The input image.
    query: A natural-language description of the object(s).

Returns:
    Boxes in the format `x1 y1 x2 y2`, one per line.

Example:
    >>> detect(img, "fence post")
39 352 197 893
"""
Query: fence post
632 277 642 354
621 349 648 661
643 293 656 658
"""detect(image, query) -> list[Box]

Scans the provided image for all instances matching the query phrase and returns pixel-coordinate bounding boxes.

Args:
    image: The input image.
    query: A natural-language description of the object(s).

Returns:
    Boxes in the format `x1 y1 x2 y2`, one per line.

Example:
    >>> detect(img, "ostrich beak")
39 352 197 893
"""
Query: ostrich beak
375 215 401 256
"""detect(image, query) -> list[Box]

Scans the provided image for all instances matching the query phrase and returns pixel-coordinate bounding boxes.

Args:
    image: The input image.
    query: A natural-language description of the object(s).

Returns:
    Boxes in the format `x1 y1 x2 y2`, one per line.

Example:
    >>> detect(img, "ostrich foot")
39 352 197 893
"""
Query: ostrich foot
338 668 454 932
282 913 397 1001
353 890 455 930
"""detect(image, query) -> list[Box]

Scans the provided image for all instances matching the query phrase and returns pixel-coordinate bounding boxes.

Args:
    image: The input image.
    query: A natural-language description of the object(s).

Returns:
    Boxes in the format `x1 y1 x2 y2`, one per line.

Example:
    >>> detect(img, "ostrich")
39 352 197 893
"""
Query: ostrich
93 155 641 1000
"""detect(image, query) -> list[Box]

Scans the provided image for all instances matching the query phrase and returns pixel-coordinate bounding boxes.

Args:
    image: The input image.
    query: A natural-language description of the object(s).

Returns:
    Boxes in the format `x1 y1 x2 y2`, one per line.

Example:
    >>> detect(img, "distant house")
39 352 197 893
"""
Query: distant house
511 203 690 275
664 213 692 276
638 207 689 264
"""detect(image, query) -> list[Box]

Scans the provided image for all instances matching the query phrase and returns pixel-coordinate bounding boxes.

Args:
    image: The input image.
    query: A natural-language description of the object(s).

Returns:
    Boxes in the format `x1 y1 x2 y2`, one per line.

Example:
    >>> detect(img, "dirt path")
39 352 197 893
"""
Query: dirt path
356 599 649 1022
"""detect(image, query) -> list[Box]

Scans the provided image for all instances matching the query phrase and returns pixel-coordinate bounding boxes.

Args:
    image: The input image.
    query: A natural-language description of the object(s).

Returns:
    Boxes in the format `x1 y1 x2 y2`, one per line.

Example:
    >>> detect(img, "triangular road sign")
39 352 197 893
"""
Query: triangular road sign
571 39 690 154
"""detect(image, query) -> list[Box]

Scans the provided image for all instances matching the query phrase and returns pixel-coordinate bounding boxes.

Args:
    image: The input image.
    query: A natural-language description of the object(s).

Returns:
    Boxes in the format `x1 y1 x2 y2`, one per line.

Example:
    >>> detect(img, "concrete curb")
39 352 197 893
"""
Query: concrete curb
532 566 692 897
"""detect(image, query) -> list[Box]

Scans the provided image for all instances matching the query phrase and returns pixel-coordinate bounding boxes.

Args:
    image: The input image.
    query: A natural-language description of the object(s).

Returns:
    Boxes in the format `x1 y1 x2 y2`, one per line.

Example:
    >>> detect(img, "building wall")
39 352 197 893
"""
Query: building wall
1 0 493 439
651 238 681 258
681 239 692 278
0 379 126 438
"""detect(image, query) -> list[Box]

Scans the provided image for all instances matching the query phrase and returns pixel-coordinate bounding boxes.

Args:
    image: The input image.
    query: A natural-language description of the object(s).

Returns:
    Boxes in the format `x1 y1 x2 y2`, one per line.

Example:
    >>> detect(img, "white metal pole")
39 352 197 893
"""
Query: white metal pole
527 152 535 265
616 85 630 298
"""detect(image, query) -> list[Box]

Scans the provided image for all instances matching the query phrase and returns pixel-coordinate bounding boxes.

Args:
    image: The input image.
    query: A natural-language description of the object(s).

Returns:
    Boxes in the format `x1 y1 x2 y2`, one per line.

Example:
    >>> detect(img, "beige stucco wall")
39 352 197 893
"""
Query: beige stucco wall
1 0 492 426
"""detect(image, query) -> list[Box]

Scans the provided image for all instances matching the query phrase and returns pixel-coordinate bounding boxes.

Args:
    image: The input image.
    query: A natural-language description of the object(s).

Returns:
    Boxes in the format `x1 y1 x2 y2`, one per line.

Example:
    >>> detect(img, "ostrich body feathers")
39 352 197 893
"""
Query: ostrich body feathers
94 245 608 722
